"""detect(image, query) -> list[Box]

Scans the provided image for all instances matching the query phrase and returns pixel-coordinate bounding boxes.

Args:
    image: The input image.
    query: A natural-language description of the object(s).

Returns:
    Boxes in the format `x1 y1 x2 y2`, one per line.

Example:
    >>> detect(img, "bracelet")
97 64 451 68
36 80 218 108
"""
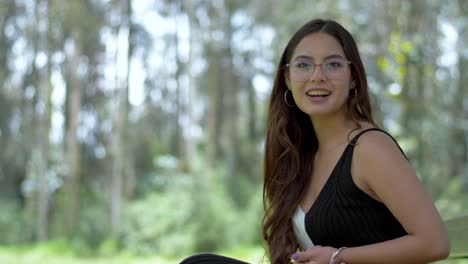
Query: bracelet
329 247 347 264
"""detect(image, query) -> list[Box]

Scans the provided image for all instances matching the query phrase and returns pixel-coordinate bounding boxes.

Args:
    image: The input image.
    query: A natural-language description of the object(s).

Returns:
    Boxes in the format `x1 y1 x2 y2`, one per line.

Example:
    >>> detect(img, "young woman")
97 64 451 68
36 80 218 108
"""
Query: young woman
180 19 450 264
262 18 450 264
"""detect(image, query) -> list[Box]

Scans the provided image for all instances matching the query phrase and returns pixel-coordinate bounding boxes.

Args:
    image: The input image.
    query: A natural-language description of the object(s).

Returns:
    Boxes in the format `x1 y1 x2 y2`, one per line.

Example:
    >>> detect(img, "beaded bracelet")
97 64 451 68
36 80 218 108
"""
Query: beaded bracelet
329 247 347 264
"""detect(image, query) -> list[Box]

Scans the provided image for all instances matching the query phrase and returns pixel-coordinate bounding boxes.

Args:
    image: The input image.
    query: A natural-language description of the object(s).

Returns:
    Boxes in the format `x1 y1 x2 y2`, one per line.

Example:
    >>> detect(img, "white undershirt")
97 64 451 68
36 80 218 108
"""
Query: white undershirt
292 207 314 249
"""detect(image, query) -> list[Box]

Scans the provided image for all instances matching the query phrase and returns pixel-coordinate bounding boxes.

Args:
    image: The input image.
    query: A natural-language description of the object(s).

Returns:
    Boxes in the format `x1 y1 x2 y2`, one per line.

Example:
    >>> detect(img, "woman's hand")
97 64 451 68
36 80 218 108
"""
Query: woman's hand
290 245 346 264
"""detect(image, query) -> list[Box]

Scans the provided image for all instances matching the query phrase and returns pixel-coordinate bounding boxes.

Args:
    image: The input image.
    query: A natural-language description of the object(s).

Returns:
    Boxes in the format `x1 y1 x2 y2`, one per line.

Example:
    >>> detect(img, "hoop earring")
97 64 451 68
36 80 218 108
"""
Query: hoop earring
353 89 363 115
284 89 295 107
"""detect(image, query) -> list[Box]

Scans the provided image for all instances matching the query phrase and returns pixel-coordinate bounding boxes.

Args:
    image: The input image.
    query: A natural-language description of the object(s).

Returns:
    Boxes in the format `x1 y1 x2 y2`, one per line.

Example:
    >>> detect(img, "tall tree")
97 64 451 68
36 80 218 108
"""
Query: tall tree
35 0 53 241
0 0 21 202
185 0 196 168
222 2 238 176
172 2 184 160
63 32 82 234
111 0 133 234
20 0 53 241
51 0 107 236
453 0 468 190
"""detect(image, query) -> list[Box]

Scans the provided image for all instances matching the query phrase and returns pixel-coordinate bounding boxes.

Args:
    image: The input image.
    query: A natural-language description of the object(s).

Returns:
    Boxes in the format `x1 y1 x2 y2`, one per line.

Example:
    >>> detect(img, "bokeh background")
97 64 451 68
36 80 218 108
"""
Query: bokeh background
0 0 467 263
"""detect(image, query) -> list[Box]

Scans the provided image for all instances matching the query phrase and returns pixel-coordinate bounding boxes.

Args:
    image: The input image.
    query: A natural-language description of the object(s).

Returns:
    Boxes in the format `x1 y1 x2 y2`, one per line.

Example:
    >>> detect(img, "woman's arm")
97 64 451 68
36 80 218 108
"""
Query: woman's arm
339 131 450 263
291 131 450 264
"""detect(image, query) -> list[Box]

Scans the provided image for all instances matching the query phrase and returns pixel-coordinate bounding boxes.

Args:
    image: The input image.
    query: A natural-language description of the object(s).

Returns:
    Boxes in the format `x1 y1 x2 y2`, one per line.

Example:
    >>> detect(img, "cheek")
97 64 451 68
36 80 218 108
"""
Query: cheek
289 83 304 101
333 77 352 91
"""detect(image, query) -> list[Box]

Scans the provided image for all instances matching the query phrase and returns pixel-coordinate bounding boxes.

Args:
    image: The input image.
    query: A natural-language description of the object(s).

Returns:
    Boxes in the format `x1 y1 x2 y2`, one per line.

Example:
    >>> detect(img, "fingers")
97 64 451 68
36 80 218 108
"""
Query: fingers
290 246 343 264
290 245 322 263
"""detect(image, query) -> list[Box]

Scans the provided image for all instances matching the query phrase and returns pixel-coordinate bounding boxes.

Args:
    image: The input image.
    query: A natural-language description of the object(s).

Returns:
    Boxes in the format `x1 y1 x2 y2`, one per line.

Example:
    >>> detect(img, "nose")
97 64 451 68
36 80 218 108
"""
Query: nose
309 64 326 82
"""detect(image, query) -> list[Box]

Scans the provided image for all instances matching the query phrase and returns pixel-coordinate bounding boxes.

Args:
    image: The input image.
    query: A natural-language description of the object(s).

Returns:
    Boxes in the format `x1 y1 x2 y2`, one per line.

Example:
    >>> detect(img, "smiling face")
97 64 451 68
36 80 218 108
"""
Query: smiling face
285 32 354 118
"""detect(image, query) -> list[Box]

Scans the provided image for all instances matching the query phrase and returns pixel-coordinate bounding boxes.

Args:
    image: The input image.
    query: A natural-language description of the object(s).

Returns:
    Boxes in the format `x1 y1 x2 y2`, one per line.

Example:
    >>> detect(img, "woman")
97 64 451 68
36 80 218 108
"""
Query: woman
181 19 450 264
263 18 449 264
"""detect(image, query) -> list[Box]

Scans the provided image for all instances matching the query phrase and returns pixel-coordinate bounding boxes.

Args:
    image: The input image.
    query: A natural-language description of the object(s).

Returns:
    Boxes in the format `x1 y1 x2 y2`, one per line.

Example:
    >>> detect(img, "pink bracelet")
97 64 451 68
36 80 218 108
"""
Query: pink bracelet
329 247 347 264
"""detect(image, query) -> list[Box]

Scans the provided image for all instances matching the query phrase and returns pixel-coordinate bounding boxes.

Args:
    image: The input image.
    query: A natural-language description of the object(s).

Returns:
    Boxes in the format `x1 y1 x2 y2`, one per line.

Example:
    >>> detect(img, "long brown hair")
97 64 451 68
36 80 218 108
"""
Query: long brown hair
262 19 376 263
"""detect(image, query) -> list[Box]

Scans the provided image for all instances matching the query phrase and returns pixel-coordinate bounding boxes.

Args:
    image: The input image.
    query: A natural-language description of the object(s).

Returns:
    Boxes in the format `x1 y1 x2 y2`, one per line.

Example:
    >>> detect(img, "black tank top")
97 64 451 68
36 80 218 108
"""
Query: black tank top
304 128 408 247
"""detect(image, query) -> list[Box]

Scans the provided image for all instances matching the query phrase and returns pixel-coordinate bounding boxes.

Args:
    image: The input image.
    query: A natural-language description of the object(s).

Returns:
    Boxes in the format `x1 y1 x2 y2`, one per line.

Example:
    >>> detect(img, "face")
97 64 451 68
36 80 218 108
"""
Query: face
285 33 354 117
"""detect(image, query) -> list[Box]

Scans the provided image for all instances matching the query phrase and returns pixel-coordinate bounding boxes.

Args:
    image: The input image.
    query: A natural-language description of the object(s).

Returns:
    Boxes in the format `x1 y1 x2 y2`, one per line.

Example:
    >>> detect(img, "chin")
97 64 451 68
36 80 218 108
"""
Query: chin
298 105 331 116
301 106 346 118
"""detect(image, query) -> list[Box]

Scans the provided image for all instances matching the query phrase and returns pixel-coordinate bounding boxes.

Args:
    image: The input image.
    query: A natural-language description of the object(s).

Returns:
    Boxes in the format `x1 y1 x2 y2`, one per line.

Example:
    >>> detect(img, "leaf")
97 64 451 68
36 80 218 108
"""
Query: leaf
395 53 407 65
400 41 413 54
377 56 390 71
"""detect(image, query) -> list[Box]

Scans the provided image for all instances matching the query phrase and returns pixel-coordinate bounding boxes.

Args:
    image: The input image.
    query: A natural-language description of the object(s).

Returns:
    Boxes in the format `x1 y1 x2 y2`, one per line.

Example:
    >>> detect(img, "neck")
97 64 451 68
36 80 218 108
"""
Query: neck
310 114 357 152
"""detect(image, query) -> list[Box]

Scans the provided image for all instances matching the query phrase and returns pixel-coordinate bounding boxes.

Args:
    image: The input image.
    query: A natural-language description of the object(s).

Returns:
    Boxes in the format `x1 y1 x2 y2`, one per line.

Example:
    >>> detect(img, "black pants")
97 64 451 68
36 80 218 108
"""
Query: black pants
179 253 251 264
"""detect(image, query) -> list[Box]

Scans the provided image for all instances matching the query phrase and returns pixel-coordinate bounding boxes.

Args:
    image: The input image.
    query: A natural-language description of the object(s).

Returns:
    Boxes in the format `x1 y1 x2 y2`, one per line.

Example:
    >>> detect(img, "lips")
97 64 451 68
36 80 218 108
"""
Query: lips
306 89 331 97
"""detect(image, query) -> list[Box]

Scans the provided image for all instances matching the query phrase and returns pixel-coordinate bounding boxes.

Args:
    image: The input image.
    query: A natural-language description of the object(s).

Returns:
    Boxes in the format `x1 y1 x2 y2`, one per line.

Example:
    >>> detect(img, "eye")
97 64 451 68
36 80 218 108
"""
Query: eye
325 60 344 69
293 61 313 70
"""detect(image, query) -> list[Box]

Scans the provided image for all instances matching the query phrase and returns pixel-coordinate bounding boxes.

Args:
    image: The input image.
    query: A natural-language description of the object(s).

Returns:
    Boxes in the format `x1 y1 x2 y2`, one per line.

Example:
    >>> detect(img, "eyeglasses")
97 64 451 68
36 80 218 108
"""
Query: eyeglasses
284 58 351 81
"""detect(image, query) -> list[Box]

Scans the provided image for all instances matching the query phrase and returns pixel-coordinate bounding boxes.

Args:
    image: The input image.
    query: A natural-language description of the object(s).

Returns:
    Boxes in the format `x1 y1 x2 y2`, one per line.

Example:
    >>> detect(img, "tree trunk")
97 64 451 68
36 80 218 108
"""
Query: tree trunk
111 0 132 234
23 0 41 223
456 0 468 191
36 0 53 241
223 2 240 185
206 47 223 166
185 0 196 169
172 3 184 160
64 35 82 235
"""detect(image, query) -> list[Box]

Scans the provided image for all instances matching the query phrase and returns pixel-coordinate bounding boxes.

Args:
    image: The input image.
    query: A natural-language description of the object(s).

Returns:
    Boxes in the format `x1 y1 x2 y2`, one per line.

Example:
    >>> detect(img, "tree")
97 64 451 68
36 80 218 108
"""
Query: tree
35 0 53 241
110 0 133 234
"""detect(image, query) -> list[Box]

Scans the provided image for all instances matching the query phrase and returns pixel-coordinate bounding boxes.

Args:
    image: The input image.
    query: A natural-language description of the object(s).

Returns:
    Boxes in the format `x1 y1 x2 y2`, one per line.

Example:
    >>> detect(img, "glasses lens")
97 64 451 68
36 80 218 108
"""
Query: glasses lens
290 61 312 81
288 58 349 81
323 59 348 75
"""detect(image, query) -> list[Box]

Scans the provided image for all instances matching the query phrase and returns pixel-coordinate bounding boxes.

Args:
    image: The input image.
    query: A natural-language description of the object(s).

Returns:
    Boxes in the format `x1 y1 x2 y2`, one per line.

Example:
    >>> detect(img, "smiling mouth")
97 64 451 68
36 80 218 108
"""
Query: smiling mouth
306 90 331 97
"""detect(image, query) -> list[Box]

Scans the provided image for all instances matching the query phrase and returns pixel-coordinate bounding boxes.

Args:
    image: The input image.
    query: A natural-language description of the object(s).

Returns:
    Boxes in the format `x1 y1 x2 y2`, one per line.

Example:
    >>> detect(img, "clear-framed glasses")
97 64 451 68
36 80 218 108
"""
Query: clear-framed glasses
285 58 351 81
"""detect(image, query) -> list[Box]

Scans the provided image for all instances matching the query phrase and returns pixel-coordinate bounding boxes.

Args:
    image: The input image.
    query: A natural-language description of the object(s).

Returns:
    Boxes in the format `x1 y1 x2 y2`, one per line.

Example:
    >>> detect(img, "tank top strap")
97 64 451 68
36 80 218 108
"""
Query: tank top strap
350 127 408 159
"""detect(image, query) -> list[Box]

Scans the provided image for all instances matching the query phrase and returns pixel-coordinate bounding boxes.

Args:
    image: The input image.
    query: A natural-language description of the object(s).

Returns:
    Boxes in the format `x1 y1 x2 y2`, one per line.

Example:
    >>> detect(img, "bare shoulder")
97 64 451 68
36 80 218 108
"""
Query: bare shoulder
353 129 404 161
352 129 413 200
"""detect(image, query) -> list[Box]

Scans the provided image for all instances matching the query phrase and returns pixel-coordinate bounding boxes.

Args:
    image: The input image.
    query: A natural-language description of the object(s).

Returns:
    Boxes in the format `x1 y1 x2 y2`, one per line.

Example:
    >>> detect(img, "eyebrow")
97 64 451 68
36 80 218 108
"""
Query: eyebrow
293 54 346 61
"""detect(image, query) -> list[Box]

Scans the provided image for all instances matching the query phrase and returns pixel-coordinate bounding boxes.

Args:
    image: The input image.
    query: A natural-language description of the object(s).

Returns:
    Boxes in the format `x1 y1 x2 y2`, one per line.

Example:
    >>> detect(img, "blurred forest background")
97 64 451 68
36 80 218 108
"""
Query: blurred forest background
0 0 467 263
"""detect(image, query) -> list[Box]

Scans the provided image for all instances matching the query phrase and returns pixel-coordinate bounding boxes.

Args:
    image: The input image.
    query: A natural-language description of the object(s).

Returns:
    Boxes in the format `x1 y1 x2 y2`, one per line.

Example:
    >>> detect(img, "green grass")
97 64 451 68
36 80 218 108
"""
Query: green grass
0 225 466 264
432 215 468 264
445 215 468 259
1 244 467 264
0 245 264 264
0 251 179 264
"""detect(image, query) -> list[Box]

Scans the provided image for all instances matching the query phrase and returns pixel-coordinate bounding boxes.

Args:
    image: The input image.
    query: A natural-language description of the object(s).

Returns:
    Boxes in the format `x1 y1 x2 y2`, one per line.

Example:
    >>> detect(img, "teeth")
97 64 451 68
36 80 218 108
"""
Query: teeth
307 90 331 96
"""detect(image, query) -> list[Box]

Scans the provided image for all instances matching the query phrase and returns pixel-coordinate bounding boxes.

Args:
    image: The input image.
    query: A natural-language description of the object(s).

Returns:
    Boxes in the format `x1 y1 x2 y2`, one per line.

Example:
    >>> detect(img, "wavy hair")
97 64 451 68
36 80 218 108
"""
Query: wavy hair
262 19 377 263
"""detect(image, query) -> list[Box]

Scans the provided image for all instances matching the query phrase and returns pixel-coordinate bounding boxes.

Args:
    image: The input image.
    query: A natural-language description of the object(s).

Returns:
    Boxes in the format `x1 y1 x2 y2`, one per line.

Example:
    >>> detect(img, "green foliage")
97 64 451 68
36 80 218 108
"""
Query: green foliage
436 179 468 259
189 157 263 253
68 200 109 256
27 239 75 256
0 200 32 244
121 184 196 257
377 56 390 71
380 31 415 85
0 244 264 264
436 178 468 220
97 239 120 257
1 0 466 261
445 215 468 258
121 156 263 258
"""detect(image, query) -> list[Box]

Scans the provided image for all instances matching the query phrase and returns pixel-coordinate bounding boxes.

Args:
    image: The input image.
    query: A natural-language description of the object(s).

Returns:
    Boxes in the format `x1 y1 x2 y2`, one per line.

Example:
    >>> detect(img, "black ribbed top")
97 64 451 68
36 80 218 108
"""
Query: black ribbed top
304 128 407 248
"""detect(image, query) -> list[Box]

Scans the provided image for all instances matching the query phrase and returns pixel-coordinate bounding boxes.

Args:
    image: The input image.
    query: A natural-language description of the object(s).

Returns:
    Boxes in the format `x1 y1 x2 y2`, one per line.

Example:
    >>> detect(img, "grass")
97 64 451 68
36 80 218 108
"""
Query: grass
0 245 264 264
0 222 466 264
445 215 468 259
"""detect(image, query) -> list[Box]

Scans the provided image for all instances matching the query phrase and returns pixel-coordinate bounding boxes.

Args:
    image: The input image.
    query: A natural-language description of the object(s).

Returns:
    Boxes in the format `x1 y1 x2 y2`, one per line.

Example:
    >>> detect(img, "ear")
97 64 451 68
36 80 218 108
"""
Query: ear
350 80 356 88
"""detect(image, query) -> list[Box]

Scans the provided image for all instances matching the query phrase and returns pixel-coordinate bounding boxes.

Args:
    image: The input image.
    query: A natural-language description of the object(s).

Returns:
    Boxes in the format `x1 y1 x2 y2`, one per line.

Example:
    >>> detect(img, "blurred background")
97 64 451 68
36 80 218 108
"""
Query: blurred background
0 0 467 263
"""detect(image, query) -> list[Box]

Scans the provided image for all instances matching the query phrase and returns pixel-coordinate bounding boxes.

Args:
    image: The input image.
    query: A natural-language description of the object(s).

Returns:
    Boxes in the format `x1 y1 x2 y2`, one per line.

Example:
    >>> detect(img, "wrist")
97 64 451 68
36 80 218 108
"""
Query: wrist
329 247 347 264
